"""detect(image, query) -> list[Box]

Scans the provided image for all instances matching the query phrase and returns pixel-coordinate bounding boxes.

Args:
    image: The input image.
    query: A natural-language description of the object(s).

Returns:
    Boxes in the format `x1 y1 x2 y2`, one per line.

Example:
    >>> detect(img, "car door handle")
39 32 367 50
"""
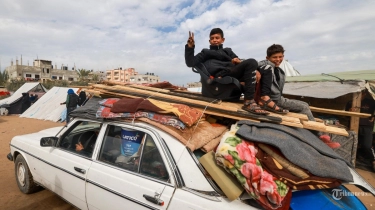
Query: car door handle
74 167 86 174
143 194 164 206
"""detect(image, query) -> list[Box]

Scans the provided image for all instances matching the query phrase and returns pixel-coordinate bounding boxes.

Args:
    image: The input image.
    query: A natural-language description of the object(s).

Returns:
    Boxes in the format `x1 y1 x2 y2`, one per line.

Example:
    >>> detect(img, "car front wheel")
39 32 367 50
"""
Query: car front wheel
15 155 39 194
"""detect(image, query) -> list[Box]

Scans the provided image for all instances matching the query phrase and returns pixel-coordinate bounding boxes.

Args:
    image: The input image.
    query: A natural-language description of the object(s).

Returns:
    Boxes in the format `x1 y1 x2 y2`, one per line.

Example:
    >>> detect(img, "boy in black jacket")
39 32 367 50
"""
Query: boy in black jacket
185 28 268 115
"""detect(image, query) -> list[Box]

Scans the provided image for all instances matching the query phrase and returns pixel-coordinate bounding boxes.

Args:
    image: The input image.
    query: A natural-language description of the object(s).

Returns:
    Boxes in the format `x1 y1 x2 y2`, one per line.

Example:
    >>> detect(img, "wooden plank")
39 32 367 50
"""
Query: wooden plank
96 85 304 126
286 112 309 121
268 113 301 124
129 84 222 103
128 84 170 93
94 87 281 123
325 126 349 137
90 85 353 135
95 84 238 112
279 121 304 128
301 121 349 136
195 108 259 123
85 89 102 97
301 121 327 131
221 101 307 124
349 92 362 133
310 105 370 118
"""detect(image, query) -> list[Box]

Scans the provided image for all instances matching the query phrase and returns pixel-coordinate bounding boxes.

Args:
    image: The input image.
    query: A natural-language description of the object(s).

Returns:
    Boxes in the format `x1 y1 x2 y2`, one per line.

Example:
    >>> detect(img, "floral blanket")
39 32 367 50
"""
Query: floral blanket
215 124 290 210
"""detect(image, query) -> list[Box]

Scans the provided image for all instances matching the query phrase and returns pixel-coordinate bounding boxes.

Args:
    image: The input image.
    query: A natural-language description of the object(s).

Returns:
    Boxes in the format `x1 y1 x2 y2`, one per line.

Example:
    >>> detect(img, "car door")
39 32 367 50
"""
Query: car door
86 123 176 210
36 120 102 210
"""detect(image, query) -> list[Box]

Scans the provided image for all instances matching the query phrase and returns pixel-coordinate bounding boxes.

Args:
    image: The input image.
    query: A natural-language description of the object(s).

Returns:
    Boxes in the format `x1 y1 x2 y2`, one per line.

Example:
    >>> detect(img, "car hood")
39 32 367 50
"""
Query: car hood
37 126 65 136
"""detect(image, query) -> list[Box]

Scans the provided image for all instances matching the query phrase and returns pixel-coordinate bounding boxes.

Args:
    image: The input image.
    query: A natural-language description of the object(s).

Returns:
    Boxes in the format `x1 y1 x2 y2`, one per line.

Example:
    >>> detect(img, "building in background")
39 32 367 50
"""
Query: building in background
88 70 106 81
187 82 202 88
106 67 160 84
5 57 79 82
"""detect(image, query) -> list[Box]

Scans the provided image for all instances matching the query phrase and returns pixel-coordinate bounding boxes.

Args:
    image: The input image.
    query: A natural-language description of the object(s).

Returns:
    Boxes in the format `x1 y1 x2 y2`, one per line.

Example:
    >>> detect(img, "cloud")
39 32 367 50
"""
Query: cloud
0 0 374 86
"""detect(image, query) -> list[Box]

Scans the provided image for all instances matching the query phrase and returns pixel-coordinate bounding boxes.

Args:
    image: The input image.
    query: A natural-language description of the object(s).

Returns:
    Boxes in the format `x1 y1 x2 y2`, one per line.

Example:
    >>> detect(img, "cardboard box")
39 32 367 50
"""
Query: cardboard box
199 151 244 201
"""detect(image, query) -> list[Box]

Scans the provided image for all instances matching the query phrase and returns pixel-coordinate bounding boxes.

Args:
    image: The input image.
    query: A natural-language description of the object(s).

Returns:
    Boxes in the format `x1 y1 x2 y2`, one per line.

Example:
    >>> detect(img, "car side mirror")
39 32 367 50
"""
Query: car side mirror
40 137 58 147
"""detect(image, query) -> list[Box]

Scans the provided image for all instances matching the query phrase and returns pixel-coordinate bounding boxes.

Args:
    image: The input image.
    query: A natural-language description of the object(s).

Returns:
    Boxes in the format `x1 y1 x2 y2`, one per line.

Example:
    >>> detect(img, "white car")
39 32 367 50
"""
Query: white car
7 117 375 210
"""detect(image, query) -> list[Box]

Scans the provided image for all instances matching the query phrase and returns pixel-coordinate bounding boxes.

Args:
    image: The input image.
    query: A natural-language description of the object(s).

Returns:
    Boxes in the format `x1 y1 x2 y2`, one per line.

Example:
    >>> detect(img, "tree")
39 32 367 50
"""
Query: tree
0 70 9 86
76 69 90 81
91 74 99 82
6 78 26 92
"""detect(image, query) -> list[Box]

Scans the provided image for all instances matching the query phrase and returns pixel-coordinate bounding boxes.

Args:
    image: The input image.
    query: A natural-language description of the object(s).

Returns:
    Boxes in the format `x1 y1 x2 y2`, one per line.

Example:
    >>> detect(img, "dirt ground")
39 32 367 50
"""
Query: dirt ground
0 115 374 209
0 116 76 210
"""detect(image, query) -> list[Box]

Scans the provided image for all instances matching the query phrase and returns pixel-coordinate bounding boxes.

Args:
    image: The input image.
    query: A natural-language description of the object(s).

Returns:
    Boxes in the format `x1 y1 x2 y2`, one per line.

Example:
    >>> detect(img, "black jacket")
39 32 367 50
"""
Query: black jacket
185 44 238 76
67 94 79 108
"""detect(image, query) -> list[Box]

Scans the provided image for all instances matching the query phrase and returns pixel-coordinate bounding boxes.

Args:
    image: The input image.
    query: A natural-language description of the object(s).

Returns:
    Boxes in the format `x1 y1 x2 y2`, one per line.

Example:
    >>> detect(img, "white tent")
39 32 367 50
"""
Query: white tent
280 60 301 77
0 82 47 106
20 87 79 122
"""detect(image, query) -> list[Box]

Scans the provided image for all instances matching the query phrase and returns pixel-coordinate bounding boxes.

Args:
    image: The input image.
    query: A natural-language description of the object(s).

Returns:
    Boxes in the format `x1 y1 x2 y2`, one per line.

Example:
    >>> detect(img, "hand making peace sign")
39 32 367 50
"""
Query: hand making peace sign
187 31 195 48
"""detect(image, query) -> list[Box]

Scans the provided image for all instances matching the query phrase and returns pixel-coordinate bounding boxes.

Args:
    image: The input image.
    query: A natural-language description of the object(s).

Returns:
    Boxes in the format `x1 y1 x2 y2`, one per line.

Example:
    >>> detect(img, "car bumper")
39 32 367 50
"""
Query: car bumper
7 153 13 161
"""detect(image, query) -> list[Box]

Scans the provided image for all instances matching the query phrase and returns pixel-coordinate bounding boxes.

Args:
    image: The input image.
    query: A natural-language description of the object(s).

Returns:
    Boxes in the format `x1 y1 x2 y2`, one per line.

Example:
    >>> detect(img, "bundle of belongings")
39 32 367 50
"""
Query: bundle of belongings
214 121 353 210
80 96 353 210
96 97 228 152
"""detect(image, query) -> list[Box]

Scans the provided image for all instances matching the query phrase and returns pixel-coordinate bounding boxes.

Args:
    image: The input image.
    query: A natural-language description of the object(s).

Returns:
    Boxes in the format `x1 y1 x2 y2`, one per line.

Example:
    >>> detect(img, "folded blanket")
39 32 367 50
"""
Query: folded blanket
110 97 203 127
110 98 164 113
215 124 290 210
256 144 342 191
138 118 227 152
236 120 353 182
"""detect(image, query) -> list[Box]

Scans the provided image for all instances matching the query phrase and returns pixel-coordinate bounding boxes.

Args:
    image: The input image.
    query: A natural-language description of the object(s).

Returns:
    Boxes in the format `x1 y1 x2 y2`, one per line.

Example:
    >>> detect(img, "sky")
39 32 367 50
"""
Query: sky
0 0 374 86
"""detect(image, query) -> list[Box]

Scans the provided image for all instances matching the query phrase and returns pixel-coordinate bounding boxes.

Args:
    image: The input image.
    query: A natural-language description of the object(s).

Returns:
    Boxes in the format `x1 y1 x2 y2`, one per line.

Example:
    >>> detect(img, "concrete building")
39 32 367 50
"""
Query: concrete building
5 58 79 82
129 72 160 84
187 82 202 88
106 68 160 84
88 70 106 81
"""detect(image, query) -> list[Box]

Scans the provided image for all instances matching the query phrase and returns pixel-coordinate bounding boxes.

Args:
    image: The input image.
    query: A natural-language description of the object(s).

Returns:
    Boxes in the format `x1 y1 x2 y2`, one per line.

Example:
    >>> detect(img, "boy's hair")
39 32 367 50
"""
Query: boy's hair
267 44 285 57
210 28 224 38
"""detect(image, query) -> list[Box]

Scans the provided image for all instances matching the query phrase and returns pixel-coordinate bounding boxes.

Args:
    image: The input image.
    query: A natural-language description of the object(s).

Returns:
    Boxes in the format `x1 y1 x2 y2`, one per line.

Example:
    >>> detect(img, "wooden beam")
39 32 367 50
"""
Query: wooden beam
309 106 370 118
349 92 362 133
88 85 349 135
92 84 283 123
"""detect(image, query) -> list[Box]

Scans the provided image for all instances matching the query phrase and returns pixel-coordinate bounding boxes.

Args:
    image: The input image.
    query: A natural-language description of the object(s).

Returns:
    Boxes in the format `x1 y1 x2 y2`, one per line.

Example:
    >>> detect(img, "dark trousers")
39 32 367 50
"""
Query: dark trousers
257 67 273 96
66 106 76 124
358 126 375 161
226 59 258 100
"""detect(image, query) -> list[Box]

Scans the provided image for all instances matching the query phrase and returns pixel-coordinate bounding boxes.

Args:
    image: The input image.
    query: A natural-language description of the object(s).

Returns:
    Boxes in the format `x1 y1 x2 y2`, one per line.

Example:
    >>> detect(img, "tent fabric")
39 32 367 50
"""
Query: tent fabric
20 87 79 122
283 81 366 99
365 81 375 100
70 97 103 121
0 82 45 106
280 60 301 77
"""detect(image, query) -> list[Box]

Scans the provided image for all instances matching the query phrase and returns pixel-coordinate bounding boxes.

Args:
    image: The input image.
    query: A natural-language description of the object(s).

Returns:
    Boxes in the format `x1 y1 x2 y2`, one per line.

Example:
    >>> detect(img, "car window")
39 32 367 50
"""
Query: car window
58 121 102 157
99 124 169 182
139 135 169 181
